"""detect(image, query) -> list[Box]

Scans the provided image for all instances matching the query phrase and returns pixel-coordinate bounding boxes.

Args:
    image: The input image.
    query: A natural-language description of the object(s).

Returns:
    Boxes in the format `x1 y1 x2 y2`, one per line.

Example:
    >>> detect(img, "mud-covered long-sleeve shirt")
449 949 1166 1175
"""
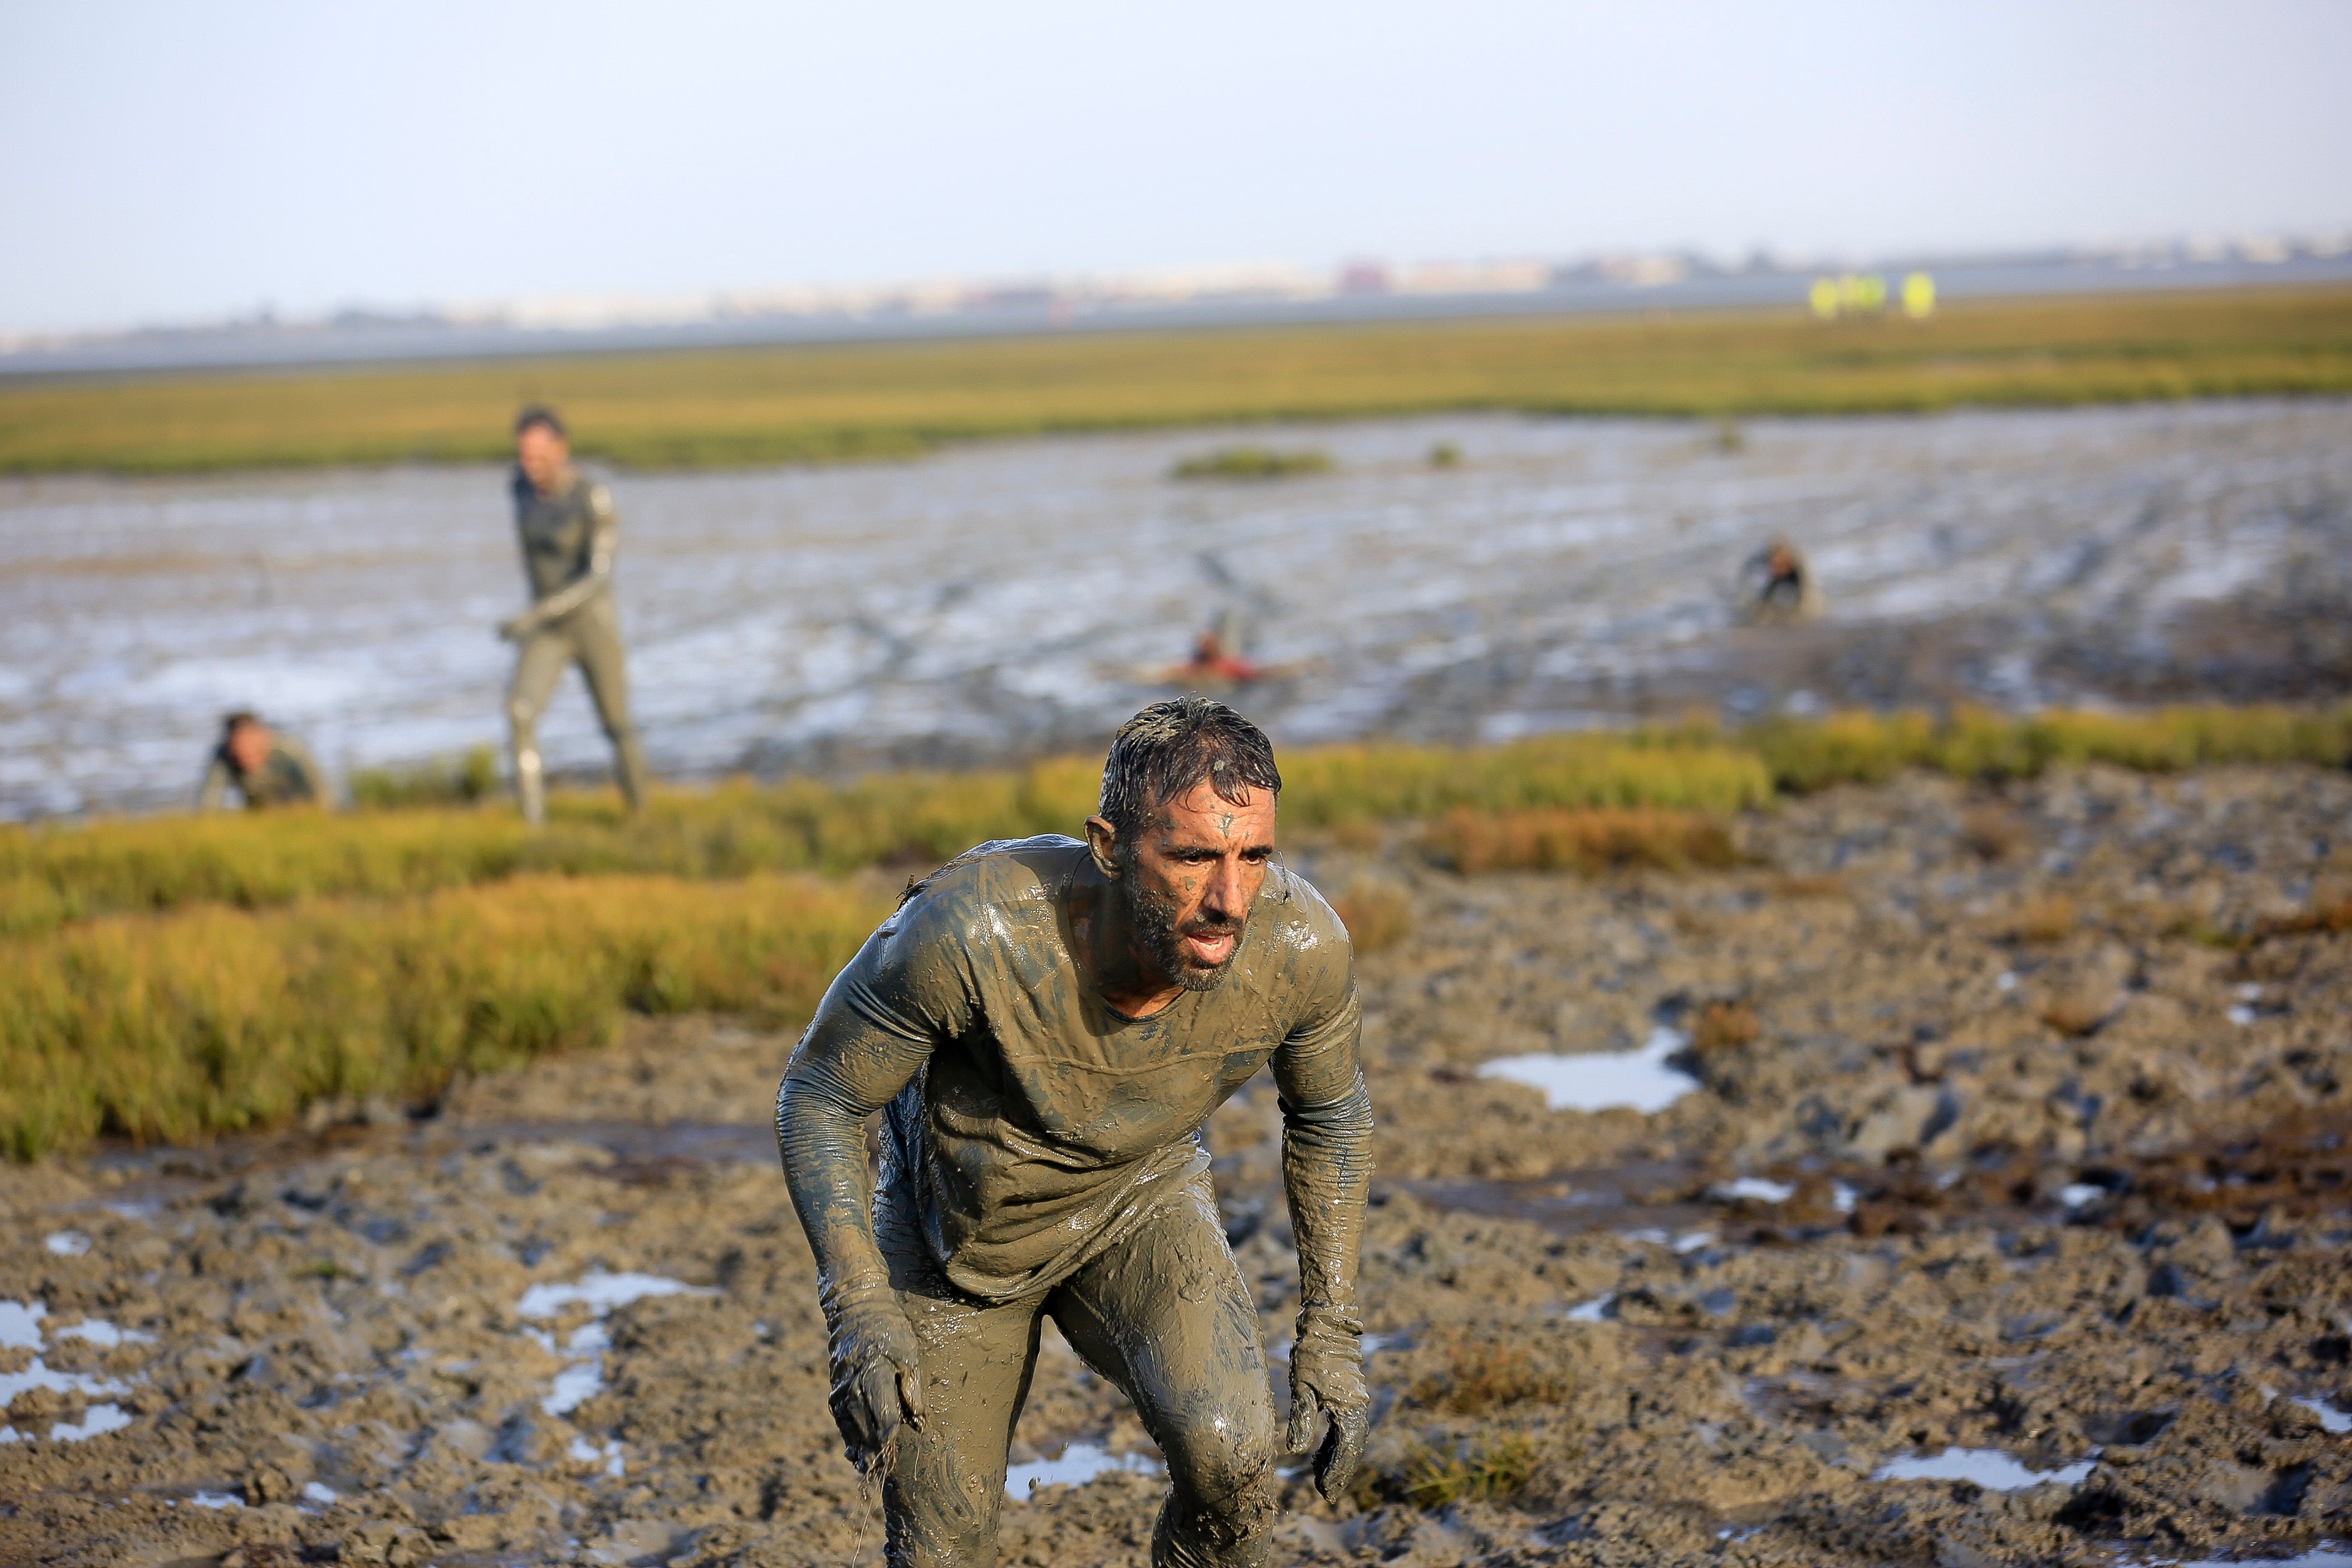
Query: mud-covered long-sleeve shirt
777 834 1372 1310
511 469 617 625
196 737 328 811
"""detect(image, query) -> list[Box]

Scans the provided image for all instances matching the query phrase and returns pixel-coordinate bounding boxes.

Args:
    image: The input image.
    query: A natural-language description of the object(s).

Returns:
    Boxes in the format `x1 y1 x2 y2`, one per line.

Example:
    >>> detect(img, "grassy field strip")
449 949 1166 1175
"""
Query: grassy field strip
11 706 2346 939
2 733 1772 938
1736 703 2352 792
0 873 885 1160
1423 806 1740 875
4 287 2349 473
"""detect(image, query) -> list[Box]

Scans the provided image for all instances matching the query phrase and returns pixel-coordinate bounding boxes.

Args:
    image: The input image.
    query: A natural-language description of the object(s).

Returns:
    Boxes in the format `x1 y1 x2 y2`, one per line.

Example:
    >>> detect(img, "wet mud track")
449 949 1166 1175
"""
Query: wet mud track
9 398 2351 819
4 765 2351 1565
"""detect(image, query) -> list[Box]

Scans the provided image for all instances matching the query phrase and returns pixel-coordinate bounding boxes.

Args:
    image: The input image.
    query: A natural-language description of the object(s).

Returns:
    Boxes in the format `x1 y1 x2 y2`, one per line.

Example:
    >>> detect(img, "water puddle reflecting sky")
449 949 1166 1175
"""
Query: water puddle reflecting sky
1476 1025 1698 1113
1870 1447 2097 1489
1005 1442 1161 1501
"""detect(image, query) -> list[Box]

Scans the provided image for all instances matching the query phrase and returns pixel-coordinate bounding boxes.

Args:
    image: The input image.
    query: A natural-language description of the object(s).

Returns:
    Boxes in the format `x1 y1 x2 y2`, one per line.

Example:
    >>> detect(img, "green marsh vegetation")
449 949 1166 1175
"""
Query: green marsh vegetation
4 286 2348 475
6 704 2349 1158
1169 445 1335 480
0 873 881 1161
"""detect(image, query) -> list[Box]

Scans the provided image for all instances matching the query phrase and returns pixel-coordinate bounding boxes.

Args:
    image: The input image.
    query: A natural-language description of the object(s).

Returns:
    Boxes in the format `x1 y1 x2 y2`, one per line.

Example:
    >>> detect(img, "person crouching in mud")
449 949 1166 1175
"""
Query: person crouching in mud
776 697 1373 1568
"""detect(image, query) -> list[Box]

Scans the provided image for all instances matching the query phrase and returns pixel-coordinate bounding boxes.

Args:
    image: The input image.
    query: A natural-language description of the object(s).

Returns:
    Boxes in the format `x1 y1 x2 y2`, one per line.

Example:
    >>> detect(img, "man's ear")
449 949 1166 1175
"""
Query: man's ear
1084 816 1121 879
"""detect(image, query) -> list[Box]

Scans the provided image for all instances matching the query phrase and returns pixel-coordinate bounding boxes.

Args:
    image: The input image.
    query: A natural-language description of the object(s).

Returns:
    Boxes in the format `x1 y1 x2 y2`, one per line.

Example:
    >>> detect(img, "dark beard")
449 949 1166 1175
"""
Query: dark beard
1126 878 1247 992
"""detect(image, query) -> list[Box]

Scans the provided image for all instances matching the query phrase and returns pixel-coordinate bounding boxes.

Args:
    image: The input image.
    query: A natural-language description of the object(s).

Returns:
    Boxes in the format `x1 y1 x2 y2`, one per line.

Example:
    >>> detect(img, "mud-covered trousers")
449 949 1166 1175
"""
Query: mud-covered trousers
877 1170 1278 1568
505 597 647 818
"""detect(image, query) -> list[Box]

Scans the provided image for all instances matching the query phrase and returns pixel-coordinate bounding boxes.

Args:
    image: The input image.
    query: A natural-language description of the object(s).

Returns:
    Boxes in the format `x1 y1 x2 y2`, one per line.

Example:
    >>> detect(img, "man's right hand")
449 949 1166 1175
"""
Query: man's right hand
826 1295 927 1474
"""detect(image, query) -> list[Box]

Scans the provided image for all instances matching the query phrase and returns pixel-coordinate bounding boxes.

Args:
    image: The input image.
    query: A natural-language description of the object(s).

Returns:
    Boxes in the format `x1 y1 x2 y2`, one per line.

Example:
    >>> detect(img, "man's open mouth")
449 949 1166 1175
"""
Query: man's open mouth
1182 928 1237 965
1176 920 1243 968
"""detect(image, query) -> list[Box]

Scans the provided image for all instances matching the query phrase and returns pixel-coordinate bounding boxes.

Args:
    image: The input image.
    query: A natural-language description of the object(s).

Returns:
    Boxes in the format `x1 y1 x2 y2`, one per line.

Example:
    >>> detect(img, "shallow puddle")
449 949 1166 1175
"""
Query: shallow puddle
514 1270 715 1424
2295 1397 2352 1434
0 1300 143 1445
1474 1025 1698 1114
514 1269 717 1320
1005 1443 1161 1501
1869 1448 2097 1489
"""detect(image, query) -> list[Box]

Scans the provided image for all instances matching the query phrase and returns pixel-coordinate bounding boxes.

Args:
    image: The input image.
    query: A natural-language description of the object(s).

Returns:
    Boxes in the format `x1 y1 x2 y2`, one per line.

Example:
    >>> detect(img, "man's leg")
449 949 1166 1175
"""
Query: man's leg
1051 1177 1279 1568
505 629 571 827
878 1199 1041 1567
568 600 648 813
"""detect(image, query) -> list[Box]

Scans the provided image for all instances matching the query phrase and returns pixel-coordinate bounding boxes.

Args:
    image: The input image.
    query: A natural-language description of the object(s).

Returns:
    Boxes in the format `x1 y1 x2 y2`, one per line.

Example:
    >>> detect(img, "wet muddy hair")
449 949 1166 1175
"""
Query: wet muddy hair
1098 698 1281 843
514 403 567 440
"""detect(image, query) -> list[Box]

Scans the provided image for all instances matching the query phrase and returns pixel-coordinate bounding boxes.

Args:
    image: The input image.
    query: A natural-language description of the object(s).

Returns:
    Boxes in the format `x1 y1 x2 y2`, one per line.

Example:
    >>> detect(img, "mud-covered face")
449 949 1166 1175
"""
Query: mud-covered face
225 721 272 775
1115 781 1277 992
516 424 571 495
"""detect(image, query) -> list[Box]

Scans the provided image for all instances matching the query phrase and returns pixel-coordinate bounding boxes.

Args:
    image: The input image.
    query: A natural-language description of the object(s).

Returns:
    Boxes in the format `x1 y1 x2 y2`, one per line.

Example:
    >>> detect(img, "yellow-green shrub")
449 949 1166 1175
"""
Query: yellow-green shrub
0 873 886 1159
1276 733 1774 826
1424 807 1740 875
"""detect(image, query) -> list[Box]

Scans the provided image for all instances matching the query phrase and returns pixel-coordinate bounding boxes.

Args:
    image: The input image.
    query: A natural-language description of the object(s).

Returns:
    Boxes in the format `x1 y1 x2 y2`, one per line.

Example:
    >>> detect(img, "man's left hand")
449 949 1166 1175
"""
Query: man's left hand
1286 1306 1369 1506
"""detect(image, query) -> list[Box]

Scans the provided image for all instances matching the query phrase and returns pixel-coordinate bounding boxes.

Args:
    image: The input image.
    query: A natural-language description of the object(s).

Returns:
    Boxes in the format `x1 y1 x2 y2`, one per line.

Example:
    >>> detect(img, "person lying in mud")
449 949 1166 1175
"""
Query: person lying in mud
195 710 330 810
1178 622 1268 683
500 403 649 826
777 697 1373 1568
1743 533 1826 624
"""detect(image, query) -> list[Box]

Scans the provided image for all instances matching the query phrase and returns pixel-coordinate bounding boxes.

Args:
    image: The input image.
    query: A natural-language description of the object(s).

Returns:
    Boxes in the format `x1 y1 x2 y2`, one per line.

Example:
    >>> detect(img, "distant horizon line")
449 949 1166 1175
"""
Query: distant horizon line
8 227 2348 356
6 236 2351 383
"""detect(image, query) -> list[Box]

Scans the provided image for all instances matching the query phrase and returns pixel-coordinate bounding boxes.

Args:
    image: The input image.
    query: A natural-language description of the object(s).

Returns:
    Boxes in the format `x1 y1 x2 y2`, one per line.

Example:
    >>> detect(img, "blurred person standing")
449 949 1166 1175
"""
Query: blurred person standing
196 710 330 810
499 405 648 825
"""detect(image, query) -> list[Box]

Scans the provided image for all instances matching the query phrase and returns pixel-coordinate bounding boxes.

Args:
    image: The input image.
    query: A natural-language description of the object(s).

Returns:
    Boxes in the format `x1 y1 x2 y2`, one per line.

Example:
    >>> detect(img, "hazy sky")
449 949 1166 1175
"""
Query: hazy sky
4 0 2350 336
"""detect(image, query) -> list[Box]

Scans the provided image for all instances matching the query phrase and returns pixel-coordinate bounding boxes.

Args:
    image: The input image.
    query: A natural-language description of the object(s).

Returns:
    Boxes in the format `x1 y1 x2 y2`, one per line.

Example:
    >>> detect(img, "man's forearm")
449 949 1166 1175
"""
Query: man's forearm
519 562 608 628
776 1074 895 1315
1280 1073 1374 1311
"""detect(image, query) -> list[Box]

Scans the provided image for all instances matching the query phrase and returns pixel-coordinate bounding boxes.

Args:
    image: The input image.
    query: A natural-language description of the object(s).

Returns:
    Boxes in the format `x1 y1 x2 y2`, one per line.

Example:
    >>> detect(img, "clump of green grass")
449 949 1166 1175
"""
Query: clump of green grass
1427 441 1463 469
0 873 884 1161
1392 1433 1540 1509
349 746 502 809
1407 1330 1572 1413
1170 446 1333 480
1279 731 1775 828
1424 806 1740 875
1741 703 2352 791
1330 880 1411 954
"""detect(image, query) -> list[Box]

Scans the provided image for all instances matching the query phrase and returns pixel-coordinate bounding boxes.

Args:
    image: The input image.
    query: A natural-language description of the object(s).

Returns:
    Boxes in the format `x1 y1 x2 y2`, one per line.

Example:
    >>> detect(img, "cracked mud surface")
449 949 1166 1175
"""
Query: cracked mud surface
4 764 2349 1565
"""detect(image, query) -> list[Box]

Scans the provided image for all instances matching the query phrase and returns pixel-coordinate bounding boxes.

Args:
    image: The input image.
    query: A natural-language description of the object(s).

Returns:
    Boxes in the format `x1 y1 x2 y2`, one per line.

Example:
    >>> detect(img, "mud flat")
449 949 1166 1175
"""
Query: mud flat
7 396 2350 820
4 764 2349 1566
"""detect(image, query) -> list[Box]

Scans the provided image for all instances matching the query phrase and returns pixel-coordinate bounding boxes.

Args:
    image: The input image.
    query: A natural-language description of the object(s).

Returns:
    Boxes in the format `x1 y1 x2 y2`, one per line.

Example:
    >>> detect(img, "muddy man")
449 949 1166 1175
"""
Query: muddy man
195 710 329 810
1745 533 1826 625
499 404 647 824
777 699 1373 1567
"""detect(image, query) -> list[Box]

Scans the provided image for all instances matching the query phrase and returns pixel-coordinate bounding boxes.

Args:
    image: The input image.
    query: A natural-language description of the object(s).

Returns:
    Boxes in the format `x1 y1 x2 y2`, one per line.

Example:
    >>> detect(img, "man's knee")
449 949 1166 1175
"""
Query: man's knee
1164 1397 1277 1515
1155 1412 1278 1568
